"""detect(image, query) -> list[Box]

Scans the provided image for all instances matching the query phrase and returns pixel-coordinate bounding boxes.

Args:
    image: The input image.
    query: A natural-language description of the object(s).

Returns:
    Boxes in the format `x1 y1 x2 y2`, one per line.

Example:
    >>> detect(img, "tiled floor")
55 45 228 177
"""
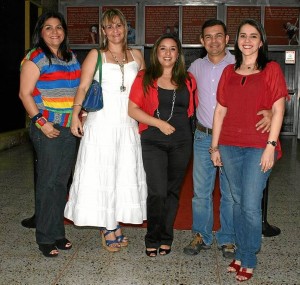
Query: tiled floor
0 136 299 285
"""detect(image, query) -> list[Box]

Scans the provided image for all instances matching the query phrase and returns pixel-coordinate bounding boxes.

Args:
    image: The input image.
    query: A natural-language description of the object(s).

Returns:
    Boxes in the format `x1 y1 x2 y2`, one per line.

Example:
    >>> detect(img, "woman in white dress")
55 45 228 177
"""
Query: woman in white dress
64 8 147 252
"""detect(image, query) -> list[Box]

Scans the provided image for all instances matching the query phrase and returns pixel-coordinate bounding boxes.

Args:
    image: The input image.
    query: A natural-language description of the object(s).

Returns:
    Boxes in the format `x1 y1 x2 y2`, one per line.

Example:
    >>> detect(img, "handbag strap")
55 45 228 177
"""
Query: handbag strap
92 49 102 85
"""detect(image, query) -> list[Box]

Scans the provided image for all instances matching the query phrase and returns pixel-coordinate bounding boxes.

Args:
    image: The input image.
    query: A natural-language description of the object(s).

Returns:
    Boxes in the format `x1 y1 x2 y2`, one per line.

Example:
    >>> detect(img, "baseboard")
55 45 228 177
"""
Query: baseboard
0 128 29 152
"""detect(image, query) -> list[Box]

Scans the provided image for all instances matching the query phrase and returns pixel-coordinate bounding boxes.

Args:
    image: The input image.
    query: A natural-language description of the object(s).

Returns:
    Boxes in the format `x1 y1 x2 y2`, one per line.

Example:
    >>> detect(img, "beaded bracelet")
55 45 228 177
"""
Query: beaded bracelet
35 116 47 129
31 113 43 123
209 146 219 154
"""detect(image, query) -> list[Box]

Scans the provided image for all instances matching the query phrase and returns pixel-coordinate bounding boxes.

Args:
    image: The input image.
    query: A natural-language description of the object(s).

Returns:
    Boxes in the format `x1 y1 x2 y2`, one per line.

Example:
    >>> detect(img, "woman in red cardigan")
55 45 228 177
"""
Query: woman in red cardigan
129 33 197 257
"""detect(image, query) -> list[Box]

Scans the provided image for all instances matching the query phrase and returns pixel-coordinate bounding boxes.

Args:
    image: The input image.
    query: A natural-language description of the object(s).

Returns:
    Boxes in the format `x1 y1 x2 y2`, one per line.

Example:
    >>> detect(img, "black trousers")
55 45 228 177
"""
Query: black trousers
142 138 192 248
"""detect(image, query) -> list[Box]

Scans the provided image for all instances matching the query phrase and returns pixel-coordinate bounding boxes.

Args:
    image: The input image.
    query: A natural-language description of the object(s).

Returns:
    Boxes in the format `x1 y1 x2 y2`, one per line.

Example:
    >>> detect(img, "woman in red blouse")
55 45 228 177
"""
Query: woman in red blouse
211 19 288 282
129 33 197 257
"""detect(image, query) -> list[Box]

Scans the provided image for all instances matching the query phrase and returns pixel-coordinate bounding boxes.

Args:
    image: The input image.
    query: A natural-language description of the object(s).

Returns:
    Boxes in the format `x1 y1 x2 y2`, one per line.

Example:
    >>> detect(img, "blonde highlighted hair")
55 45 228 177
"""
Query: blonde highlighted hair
100 8 128 52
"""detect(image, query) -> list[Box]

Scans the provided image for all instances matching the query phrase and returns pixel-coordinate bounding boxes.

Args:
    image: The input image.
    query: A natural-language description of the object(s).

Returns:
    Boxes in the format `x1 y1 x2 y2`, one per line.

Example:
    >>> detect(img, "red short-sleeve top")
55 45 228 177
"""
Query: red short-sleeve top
217 61 288 157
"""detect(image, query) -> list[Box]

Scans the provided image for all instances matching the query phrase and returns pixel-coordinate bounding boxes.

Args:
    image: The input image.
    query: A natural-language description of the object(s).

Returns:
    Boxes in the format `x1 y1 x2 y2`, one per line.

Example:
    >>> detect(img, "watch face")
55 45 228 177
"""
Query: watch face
267 141 277 147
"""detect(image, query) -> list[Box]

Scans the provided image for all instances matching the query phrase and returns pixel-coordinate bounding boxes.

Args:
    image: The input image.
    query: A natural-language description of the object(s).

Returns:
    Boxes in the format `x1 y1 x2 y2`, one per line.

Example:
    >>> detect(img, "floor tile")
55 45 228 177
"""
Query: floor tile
0 137 299 285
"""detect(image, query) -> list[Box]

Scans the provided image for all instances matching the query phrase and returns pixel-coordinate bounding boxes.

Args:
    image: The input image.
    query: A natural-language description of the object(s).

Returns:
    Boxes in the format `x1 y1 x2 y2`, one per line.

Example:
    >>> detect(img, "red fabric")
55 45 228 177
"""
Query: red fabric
217 61 288 159
173 158 220 230
99 158 221 231
129 70 198 133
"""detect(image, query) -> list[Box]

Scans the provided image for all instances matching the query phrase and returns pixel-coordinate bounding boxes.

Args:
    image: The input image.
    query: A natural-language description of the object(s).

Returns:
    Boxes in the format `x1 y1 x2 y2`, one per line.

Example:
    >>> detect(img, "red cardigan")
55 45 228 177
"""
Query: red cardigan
129 70 198 133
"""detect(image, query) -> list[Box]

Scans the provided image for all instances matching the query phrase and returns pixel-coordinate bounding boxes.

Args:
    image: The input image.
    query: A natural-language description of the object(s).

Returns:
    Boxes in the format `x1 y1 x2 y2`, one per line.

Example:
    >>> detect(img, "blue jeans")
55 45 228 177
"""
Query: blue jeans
30 123 77 245
220 145 272 268
192 129 235 246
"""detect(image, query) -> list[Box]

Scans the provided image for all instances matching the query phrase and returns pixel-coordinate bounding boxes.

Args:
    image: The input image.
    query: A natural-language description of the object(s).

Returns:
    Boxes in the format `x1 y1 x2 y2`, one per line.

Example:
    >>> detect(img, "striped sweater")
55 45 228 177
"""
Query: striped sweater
23 48 81 127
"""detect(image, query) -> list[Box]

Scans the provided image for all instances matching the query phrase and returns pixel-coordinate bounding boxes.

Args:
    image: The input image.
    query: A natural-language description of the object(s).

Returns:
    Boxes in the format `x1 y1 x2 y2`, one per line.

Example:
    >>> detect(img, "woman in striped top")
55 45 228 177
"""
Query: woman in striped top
19 11 81 258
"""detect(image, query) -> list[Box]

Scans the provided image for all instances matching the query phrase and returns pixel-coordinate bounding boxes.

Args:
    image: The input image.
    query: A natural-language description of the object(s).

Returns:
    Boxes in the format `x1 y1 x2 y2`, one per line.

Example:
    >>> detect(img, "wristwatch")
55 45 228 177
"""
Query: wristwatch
267 141 277 147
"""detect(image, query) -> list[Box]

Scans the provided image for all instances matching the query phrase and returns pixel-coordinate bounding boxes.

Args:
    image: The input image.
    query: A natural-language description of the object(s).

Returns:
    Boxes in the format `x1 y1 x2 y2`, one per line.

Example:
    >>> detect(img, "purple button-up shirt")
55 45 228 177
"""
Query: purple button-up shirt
188 50 235 129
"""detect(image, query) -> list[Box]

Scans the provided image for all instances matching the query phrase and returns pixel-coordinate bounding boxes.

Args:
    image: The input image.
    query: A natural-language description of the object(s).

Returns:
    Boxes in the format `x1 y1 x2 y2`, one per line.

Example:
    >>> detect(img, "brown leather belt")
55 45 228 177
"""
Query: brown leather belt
196 122 213 135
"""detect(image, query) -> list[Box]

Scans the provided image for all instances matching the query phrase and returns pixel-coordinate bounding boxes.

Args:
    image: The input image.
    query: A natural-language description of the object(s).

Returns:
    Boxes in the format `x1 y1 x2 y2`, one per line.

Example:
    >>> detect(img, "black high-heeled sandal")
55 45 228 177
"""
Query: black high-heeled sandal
38 244 59 257
159 247 171 255
145 249 157 257
56 238 72 250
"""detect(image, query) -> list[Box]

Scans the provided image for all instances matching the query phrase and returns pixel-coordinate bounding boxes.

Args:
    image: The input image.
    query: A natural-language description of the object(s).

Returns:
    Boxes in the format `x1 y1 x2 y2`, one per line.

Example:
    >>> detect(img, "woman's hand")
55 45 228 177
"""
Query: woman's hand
157 120 175 135
128 100 175 135
260 146 275 173
80 111 88 126
71 115 84 137
210 150 223 167
41 122 60 138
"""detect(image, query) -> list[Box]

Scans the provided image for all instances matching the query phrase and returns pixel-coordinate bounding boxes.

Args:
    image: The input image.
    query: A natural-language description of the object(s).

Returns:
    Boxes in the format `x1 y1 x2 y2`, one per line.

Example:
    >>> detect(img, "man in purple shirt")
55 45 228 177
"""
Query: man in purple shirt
183 19 271 258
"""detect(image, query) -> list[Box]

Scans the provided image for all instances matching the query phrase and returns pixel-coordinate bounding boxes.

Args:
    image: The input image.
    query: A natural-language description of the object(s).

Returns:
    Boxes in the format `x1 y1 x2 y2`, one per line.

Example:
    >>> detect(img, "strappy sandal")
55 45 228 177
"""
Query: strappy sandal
114 225 128 247
145 248 157 257
159 246 171 255
38 244 59 258
236 268 253 282
56 238 72 250
100 228 121 252
228 259 241 273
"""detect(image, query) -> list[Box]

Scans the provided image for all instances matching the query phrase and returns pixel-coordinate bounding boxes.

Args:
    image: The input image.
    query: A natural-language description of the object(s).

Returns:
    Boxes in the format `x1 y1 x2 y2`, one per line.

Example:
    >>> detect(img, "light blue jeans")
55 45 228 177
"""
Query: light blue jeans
219 145 272 268
192 129 235 246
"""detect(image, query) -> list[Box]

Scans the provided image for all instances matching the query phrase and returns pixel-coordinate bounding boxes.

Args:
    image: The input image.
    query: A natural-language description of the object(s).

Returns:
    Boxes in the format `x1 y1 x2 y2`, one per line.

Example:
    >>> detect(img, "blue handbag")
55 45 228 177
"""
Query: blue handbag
82 49 103 112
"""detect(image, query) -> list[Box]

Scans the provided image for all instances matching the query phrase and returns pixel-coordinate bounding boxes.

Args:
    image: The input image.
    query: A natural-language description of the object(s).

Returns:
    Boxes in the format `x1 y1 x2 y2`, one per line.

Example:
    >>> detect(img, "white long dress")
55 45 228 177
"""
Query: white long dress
64 51 147 229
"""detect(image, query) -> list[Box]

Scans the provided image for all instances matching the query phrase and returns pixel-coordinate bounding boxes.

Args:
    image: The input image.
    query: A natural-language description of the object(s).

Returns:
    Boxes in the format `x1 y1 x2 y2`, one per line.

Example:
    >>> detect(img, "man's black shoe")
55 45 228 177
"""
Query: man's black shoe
21 214 36 228
262 221 281 237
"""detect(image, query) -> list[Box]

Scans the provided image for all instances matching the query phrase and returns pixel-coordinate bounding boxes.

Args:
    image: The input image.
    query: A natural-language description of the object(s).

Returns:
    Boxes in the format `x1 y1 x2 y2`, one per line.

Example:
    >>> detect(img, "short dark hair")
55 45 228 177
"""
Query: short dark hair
201 19 227 37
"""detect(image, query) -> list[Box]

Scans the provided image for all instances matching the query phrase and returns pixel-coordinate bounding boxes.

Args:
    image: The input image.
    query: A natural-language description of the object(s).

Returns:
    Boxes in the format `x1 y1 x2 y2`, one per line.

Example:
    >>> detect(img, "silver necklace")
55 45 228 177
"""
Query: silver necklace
108 49 126 92
156 89 176 122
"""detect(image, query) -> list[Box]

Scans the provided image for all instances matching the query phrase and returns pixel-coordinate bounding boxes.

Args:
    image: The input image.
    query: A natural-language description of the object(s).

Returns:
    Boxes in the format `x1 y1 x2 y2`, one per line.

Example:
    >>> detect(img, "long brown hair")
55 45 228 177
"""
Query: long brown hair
32 11 72 63
234 19 269 71
143 33 189 95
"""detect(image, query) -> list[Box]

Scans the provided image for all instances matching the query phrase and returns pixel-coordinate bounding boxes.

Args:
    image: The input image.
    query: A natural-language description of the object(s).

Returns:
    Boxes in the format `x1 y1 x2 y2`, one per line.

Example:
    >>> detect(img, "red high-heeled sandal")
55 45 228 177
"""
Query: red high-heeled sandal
228 260 241 273
236 268 253 282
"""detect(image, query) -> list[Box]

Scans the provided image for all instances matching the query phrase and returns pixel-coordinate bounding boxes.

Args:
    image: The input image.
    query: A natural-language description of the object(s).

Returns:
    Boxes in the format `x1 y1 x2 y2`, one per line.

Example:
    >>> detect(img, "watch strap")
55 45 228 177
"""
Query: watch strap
267 141 277 147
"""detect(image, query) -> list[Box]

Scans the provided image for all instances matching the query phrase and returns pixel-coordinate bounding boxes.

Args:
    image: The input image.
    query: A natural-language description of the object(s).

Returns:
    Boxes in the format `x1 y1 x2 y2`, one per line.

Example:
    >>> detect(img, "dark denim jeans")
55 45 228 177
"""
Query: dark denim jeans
29 123 77 245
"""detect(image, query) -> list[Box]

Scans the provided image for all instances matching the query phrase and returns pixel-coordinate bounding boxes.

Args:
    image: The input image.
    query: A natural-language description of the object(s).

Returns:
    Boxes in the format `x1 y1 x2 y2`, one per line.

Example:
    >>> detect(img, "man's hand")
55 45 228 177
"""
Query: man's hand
256 110 272 133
